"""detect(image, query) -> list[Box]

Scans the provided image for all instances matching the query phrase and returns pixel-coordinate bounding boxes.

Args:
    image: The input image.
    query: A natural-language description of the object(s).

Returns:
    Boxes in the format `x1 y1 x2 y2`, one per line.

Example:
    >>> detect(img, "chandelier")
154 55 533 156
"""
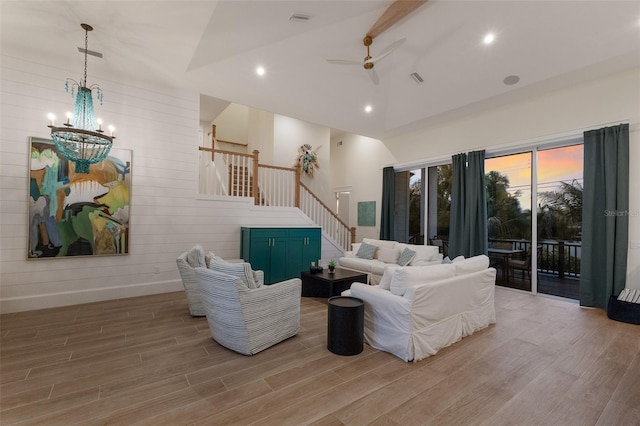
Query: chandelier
47 23 115 174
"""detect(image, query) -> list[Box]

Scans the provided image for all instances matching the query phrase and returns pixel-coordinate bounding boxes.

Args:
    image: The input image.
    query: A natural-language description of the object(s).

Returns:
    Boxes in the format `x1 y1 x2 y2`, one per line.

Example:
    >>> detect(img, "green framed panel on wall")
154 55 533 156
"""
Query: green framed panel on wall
358 201 376 226
28 137 132 259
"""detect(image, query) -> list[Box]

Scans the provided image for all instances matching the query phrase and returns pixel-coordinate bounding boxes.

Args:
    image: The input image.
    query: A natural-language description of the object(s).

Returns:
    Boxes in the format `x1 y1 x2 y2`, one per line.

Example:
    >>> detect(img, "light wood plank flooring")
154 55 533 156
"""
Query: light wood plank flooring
1 288 639 425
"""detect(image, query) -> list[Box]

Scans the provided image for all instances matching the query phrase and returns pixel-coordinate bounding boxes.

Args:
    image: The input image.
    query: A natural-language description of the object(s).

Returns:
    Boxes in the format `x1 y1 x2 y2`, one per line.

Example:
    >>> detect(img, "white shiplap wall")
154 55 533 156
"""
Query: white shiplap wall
0 55 340 313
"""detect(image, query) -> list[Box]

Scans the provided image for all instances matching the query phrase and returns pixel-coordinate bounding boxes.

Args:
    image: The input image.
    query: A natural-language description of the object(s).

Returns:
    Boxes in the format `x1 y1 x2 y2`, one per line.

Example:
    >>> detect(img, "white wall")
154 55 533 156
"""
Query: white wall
0 55 331 313
213 103 249 146
247 108 274 163
330 133 397 242
381 68 640 289
274 114 332 208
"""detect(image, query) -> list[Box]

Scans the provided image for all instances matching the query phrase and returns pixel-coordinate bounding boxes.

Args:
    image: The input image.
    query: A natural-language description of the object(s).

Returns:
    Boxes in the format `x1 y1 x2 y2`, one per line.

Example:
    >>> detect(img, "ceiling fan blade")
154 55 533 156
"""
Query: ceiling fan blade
368 68 379 85
326 59 362 66
369 38 406 63
367 0 428 39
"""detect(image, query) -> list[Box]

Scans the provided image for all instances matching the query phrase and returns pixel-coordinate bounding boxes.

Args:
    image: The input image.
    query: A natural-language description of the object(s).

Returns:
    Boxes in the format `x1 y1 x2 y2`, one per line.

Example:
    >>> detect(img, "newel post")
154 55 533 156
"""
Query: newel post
350 227 356 248
252 150 260 206
294 164 301 208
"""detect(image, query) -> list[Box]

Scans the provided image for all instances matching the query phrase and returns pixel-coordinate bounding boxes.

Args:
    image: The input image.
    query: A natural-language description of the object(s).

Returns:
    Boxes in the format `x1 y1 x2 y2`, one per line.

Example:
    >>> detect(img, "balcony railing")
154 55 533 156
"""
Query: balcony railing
490 238 581 278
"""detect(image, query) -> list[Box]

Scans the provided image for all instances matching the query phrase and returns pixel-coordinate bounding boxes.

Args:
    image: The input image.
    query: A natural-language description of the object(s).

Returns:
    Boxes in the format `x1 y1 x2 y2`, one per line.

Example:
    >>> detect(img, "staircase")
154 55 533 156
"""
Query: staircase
199 138 355 251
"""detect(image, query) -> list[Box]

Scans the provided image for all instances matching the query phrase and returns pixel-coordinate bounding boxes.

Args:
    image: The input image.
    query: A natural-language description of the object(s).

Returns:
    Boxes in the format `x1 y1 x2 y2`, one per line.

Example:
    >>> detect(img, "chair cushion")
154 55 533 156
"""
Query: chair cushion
208 259 260 289
379 265 402 290
205 251 224 268
186 244 206 267
390 263 456 296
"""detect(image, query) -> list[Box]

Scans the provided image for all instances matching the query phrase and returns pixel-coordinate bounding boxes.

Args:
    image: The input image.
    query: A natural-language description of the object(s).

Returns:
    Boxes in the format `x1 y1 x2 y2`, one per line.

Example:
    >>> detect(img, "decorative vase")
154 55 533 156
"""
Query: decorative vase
328 265 335 273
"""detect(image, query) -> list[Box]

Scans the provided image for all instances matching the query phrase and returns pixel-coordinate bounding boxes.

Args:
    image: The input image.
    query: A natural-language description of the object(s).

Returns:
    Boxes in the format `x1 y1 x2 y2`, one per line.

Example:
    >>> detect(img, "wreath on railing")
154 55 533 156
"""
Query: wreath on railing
296 144 320 177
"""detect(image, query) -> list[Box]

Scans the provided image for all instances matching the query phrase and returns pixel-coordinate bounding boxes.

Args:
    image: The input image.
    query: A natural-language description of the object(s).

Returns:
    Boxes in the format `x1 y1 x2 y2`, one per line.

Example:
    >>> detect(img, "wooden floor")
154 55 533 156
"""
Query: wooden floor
1 288 639 425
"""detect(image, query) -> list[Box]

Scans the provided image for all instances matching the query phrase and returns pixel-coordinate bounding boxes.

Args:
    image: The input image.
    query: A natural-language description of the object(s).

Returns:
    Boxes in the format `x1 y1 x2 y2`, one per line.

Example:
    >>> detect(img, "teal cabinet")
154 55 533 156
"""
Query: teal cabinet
241 227 321 284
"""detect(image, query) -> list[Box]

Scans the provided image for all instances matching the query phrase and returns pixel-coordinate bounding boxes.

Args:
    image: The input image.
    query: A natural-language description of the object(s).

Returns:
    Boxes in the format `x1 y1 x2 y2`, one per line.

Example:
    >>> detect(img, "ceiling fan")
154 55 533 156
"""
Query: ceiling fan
326 0 428 85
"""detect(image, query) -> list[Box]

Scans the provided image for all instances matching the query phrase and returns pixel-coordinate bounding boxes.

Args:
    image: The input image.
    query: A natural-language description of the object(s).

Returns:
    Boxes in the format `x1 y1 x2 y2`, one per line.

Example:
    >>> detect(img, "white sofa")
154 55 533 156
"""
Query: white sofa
339 238 443 284
345 255 496 362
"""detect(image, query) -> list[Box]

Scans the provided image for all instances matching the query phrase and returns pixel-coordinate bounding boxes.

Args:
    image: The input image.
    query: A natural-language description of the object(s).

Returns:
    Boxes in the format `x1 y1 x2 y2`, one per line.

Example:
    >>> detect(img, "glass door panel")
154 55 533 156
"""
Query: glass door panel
536 144 583 300
485 152 533 291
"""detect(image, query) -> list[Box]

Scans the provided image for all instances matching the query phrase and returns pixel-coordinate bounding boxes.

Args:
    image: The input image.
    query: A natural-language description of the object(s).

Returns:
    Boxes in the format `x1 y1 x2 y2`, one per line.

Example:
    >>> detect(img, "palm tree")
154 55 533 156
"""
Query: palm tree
538 179 583 241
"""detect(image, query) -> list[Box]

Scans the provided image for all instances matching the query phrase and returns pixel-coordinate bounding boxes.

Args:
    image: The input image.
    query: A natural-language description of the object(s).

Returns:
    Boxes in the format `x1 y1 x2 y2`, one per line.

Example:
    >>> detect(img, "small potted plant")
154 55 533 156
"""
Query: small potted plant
328 259 336 273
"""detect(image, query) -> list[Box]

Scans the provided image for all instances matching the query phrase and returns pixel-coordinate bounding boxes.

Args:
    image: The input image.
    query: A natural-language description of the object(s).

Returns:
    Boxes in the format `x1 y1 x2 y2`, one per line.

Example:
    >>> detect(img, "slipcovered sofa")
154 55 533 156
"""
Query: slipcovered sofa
344 255 496 362
339 238 443 284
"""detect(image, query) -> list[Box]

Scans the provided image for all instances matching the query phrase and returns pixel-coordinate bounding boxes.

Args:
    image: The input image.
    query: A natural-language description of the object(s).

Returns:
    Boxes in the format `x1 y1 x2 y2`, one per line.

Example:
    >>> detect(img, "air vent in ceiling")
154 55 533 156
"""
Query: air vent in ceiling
410 72 424 83
289 13 311 22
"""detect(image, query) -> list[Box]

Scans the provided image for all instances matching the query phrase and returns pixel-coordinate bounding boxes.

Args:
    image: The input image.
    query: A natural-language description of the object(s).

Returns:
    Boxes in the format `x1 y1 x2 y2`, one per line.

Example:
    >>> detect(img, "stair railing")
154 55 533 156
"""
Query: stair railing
200 146 355 250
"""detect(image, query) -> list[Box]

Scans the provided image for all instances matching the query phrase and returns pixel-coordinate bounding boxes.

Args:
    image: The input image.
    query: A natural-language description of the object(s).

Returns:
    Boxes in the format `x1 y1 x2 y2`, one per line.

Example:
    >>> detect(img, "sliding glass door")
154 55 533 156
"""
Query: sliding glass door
485 153 533 291
536 144 583 299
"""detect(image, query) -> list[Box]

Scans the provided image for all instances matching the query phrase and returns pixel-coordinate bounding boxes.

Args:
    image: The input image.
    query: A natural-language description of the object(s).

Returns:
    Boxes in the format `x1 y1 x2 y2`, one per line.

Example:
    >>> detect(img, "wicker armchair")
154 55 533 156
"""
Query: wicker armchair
194 267 301 355
176 245 207 316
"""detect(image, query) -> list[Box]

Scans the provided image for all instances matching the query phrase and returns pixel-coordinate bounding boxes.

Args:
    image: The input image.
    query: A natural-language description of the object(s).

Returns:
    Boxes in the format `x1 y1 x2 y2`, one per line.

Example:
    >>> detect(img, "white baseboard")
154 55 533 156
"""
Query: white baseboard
0 280 183 314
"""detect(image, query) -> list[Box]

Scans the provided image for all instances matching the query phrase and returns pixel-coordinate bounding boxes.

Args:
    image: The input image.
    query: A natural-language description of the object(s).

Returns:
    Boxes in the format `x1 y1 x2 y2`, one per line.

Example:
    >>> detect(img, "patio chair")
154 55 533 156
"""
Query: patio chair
508 246 542 281
194 267 301 355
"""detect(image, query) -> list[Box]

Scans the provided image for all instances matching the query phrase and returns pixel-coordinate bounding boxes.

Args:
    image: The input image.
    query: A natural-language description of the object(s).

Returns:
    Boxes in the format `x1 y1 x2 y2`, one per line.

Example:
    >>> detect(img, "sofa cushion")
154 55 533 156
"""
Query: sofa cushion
378 247 401 263
397 248 416 266
390 263 456 296
208 259 260 289
379 265 402 290
454 255 489 276
363 238 396 249
356 241 378 260
339 256 375 273
396 243 440 266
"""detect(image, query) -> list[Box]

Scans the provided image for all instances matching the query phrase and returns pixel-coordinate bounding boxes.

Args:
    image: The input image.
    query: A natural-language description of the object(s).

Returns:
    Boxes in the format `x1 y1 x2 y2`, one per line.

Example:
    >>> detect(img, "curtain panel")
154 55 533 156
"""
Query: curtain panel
380 166 395 240
580 123 629 311
449 150 488 258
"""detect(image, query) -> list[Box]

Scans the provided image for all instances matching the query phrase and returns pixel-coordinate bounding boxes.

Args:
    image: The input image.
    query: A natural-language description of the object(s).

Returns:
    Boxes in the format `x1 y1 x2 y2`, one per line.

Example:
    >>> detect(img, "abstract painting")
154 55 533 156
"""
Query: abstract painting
28 137 131 258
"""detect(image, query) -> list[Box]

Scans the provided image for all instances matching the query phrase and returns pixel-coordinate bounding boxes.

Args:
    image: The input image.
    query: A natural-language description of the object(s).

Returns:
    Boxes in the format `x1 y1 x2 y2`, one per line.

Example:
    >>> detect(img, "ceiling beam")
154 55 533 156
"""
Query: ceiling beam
367 0 428 39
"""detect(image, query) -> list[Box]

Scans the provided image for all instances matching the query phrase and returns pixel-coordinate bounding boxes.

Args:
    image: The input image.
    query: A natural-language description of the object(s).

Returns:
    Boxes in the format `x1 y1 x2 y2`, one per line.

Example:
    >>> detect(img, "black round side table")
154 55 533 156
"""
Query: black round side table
327 296 364 356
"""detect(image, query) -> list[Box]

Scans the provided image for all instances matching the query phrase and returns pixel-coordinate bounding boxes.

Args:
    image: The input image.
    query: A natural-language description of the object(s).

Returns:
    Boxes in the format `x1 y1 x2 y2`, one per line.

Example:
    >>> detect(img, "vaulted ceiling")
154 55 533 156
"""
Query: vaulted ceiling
2 1 639 139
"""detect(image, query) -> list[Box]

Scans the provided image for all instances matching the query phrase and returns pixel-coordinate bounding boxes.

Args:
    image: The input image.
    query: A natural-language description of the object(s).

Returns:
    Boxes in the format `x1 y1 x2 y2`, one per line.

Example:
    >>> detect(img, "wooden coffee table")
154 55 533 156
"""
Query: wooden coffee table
300 268 368 298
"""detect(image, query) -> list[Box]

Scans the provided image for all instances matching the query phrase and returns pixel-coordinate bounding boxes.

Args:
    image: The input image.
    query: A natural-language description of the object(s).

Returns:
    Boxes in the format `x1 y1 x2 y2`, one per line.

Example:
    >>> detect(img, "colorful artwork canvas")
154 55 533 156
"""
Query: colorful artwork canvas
28 137 131 258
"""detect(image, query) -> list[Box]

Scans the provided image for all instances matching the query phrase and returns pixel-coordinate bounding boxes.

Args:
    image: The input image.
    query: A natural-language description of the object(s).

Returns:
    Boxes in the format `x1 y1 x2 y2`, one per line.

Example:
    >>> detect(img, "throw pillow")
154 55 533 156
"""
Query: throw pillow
208 259 260 289
441 256 452 264
453 255 489 276
452 255 465 262
397 248 416 266
379 265 401 290
378 247 401 264
356 241 378 260
390 264 456 296
186 244 206 267
205 251 224 268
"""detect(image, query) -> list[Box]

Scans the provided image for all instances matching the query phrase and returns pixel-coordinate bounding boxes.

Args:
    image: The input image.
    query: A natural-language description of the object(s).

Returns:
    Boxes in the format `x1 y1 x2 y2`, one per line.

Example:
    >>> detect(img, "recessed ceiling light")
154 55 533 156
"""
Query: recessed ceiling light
364 105 373 113
503 75 520 85
256 66 265 76
483 32 495 45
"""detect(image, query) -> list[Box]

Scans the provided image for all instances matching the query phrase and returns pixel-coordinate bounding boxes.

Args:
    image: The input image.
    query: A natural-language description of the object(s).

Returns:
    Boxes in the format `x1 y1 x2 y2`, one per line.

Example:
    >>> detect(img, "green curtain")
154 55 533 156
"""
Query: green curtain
466 150 488 256
380 166 395 240
580 124 629 311
448 153 467 257
449 150 488 258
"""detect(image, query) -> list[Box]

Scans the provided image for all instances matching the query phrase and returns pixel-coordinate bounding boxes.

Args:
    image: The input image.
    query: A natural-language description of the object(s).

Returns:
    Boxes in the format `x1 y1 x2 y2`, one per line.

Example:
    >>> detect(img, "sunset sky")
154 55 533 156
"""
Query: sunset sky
485 144 583 211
